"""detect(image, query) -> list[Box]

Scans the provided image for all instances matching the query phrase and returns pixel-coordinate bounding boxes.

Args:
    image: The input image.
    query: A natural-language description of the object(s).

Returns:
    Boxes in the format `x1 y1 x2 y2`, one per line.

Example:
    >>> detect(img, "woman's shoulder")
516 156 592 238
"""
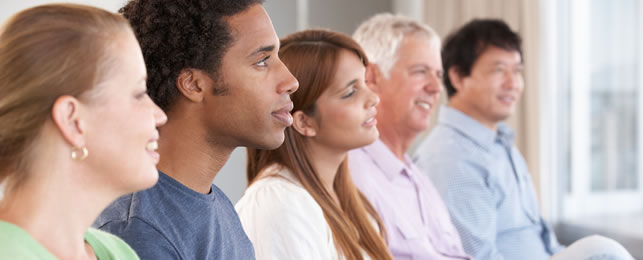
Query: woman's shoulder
237 165 319 213
235 166 337 259
245 164 311 198
0 221 57 260
236 164 331 232
85 228 139 259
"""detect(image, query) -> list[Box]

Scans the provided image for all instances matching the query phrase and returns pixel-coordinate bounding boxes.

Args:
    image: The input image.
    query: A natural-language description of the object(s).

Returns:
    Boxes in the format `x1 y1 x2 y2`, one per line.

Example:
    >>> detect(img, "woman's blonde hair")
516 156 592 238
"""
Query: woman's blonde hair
0 4 132 193
247 29 393 260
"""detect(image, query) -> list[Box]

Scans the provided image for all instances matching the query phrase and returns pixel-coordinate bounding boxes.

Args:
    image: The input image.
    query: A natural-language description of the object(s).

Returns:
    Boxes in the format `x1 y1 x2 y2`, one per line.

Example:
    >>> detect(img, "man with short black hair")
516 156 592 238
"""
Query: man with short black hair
95 0 298 259
415 19 632 260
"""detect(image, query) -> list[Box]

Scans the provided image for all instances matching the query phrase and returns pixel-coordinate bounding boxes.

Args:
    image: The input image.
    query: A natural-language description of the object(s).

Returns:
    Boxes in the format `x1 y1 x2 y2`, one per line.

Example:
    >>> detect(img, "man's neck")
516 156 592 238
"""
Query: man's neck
448 101 498 131
377 124 415 162
156 119 234 194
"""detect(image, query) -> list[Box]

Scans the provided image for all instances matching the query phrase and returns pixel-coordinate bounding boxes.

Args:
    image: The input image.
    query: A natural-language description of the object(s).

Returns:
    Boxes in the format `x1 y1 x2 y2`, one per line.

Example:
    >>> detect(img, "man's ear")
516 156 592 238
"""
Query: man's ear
448 67 466 92
291 111 318 137
176 69 207 103
51 96 85 148
365 63 383 94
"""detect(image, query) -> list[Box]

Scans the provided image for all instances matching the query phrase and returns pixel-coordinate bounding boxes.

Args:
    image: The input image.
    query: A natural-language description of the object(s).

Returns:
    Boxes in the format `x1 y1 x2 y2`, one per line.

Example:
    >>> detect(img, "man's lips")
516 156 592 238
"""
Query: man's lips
415 99 435 112
272 102 294 126
498 95 517 105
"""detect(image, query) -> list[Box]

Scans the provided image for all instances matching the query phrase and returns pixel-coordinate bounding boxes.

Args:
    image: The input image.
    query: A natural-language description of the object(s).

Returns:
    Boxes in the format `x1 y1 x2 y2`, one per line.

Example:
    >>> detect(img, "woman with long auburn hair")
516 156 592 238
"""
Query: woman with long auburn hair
235 29 392 260
0 4 166 259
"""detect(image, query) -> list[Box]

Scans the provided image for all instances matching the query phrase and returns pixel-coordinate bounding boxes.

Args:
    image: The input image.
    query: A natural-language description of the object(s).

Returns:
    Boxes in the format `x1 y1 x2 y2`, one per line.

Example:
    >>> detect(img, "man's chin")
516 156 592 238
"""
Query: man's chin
247 133 285 151
490 114 512 125
409 119 431 134
495 108 514 121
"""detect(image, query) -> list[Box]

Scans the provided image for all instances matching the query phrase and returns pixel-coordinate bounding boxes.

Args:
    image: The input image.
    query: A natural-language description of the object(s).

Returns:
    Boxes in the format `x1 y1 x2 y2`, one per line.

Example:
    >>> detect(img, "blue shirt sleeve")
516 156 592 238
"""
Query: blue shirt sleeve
434 157 505 260
98 218 180 259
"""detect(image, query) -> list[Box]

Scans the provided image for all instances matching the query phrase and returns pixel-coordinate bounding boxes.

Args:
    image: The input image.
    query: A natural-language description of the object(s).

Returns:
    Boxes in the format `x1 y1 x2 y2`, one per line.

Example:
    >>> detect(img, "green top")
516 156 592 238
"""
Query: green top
0 220 139 260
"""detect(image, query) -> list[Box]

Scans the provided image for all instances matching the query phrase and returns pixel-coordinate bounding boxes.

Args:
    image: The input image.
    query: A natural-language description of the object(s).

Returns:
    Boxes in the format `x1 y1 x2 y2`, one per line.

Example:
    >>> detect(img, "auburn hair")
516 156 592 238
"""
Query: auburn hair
247 29 392 260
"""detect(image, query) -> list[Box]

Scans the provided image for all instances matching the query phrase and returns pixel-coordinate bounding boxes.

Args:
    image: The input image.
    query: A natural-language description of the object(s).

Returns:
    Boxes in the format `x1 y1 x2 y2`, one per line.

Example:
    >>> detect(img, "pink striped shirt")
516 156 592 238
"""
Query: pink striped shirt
348 139 471 260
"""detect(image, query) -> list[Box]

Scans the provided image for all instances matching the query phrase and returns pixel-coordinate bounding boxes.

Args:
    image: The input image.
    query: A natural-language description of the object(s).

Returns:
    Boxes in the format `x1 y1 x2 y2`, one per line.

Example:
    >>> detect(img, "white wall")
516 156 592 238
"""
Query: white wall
0 0 126 19
264 0 298 37
308 0 390 35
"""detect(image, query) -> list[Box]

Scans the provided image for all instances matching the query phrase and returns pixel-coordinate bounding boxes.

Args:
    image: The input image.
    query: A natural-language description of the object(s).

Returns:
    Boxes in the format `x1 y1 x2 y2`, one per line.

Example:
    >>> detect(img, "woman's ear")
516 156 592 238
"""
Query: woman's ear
291 110 317 137
51 95 86 148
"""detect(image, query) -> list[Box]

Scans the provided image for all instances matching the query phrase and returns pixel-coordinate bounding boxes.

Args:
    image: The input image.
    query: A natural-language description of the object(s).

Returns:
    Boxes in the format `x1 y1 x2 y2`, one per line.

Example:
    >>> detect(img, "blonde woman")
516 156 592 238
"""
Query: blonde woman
236 29 392 260
0 4 166 259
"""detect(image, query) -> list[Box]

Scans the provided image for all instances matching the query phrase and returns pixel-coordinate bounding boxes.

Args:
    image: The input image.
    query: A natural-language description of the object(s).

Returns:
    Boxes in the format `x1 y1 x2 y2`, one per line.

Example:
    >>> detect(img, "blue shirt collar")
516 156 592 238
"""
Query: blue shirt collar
438 105 515 150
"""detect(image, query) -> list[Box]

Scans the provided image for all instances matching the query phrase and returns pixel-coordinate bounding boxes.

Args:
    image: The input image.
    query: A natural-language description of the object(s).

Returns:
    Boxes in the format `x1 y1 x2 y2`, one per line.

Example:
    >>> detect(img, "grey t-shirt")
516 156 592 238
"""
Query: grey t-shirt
94 171 255 259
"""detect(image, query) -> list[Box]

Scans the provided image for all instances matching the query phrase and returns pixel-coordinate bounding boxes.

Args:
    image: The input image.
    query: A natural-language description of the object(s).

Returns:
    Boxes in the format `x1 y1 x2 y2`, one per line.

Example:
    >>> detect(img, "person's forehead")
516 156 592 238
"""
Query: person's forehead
399 35 437 53
226 5 278 51
102 32 145 85
395 36 440 65
478 45 521 61
330 51 365 86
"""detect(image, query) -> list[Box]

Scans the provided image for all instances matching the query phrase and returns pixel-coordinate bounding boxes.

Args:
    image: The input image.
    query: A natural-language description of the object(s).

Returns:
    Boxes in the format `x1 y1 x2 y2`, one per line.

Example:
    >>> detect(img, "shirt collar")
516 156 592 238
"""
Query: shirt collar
438 105 515 150
496 123 515 147
359 139 413 181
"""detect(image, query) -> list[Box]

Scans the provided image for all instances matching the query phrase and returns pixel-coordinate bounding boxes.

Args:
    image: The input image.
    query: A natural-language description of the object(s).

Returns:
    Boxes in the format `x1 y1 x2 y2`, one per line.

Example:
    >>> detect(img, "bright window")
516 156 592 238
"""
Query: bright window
552 0 643 219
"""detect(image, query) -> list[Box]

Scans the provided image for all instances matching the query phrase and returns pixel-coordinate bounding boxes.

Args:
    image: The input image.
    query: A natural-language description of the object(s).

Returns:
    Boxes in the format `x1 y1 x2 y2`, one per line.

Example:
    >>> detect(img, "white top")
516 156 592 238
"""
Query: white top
235 164 375 260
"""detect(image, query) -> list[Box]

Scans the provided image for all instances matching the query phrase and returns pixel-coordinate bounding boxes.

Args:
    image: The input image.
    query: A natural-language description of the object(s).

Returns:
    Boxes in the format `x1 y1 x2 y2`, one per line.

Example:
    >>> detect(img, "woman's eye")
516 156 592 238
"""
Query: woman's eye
342 87 356 98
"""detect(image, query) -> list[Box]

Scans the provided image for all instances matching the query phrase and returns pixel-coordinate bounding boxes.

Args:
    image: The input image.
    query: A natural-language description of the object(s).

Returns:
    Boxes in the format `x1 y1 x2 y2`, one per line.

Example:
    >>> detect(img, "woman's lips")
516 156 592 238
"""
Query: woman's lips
146 140 160 163
363 116 377 127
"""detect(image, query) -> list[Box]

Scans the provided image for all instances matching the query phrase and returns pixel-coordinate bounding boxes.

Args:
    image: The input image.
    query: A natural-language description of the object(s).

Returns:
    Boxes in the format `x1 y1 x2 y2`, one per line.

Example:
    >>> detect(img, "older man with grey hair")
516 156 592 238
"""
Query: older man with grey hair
348 13 470 259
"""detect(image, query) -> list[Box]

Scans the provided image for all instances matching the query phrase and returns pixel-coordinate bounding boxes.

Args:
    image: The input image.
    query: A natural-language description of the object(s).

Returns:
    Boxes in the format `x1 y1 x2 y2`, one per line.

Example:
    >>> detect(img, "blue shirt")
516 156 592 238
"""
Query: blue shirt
94 171 255 260
414 105 562 260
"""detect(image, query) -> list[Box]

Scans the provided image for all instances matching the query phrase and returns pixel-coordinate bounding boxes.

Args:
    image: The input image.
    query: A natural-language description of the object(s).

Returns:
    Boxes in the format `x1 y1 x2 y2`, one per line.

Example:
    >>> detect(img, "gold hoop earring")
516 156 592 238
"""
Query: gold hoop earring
71 146 88 161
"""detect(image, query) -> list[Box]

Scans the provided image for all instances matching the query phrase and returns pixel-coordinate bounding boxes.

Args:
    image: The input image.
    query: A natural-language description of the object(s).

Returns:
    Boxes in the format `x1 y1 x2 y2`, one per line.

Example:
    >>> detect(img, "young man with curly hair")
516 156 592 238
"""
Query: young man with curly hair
94 0 299 259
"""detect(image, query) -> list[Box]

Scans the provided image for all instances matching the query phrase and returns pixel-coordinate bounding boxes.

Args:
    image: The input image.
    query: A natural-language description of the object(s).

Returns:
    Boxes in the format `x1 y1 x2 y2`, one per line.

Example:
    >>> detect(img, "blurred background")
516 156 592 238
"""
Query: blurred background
2 0 642 257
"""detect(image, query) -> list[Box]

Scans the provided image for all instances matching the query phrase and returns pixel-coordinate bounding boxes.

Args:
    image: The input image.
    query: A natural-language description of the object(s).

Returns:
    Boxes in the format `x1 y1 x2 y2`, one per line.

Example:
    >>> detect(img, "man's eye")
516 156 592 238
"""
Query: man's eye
256 56 270 67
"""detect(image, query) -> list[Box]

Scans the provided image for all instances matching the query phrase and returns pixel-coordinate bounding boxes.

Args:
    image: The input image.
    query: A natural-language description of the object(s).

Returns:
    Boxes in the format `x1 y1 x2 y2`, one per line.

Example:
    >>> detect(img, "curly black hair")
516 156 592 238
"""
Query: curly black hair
120 0 264 110
442 19 522 98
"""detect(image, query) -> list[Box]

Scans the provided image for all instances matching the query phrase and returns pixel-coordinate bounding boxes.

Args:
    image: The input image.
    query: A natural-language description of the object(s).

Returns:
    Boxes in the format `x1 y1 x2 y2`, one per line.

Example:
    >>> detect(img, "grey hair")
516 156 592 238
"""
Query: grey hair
353 13 440 78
